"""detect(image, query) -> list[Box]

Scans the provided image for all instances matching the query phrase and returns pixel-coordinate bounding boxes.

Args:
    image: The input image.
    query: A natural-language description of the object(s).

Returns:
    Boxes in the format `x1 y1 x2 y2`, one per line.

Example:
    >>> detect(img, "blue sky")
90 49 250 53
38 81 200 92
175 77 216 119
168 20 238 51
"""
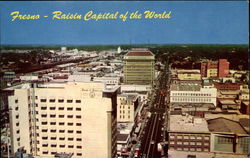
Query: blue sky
0 1 248 45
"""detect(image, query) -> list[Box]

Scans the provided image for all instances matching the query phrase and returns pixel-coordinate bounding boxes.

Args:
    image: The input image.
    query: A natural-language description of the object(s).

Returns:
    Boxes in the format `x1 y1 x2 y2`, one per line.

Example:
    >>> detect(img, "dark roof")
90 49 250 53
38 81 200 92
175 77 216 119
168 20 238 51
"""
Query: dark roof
207 117 247 134
125 51 153 56
117 134 129 141
239 118 250 134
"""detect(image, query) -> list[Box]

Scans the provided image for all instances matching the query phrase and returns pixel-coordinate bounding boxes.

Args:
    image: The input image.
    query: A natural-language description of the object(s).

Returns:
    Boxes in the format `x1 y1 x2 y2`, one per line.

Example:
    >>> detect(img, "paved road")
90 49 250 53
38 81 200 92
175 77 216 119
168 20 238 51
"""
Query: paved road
139 62 170 158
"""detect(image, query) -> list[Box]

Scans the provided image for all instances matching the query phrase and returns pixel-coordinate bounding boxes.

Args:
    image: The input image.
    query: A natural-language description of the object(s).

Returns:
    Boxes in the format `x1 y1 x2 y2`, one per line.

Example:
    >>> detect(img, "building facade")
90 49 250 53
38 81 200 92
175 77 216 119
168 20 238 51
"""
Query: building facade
123 49 155 85
9 82 118 158
170 88 217 106
201 59 229 78
117 94 139 123
177 69 201 80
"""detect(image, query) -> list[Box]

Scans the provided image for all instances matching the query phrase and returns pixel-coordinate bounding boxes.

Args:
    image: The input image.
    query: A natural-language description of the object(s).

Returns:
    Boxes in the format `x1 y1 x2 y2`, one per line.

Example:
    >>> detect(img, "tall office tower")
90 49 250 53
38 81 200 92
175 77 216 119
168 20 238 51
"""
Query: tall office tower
123 48 155 85
8 82 118 158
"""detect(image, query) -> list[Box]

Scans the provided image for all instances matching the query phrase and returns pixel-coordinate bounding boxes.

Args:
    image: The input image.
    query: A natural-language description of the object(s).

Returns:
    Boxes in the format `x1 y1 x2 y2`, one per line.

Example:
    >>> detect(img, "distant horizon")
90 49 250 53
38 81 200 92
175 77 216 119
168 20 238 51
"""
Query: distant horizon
1 43 249 47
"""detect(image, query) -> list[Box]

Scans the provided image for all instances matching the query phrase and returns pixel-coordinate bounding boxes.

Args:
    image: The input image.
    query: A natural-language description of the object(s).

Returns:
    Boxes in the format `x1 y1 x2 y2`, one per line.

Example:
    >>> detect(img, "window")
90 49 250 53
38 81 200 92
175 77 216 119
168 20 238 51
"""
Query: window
59 122 65 125
59 130 65 133
184 135 189 139
42 136 48 140
59 137 65 140
77 146 82 149
59 115 64 118
76 131 81 134
50 114 56 118
76 123 81 126
170 135 175 139
76 138 82 141
77 153 82 156
15 99 18 103
196 142 202 145
42 144 48 147
190 142 195 145
58 107 64 110
204 136 210 140
67 115 73 118
49 99 55 103
41 122 47 125
68 145 74 148
42 129 48 132
50 122 56 125
76 115 81 119
51 144 57 147
42 151 48 154
15 107 19 111
41 107 47 110
68 123 73 126
50 107 56 110
177 136 182 139
76 108 81 111
68 138 74 141
68 130 74 133
58 99 64 103
16 115 19 119
67 107 73 111
67 100 73 103
40 99 46 102
59 145 65 148
51 137 56 140
50 129 56 133
183 142 189 145
76 100 81 103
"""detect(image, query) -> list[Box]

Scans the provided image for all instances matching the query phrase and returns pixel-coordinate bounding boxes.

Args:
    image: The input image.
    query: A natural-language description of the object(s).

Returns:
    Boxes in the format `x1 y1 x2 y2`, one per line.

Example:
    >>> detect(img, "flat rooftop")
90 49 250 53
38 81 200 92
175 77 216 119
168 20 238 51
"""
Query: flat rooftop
219 100 236 105
171 84 201 91
169 114 209 133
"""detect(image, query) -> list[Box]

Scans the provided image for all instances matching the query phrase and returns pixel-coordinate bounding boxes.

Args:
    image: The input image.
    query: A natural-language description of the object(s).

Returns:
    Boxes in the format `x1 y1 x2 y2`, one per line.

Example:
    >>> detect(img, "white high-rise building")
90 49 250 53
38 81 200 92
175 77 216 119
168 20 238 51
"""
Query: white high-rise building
117 47 121 54
8 82 118 158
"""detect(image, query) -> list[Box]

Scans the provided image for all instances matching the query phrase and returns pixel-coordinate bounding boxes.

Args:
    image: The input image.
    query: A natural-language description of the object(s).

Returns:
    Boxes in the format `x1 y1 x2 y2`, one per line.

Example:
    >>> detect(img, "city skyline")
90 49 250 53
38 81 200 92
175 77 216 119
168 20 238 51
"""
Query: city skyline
0 1 249 45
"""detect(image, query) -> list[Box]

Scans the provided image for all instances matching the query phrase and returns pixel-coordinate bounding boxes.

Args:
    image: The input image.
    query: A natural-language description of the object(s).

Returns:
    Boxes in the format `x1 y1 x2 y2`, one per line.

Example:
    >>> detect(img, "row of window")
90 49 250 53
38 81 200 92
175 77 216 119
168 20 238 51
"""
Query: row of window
41 114 81 119
41 137 82 141
41 107 81 111
42 144 82 148
42 151 82 156
40 99 81 103
119 110 130 114
170 141 209 146
171 97 212 102
170 147 209 152
119 115 131 119
41 133 82 140
170 135 210 140
119 105 131 109
41 122 82 126
172 93 212 97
